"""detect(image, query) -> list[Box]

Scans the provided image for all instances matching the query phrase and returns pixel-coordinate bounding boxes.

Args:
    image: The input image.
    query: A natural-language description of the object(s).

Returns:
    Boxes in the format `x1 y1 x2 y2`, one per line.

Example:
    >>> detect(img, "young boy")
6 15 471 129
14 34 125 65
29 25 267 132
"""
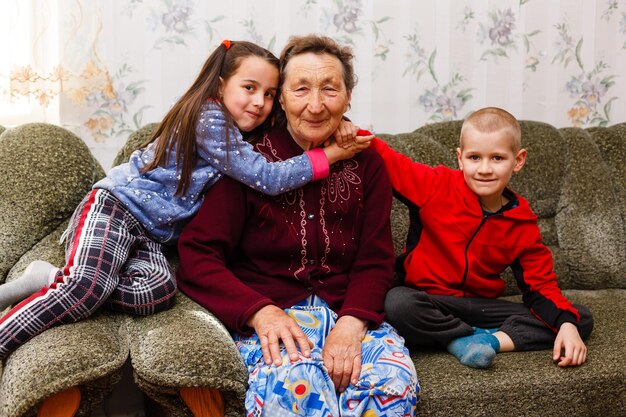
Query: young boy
367 107 593 369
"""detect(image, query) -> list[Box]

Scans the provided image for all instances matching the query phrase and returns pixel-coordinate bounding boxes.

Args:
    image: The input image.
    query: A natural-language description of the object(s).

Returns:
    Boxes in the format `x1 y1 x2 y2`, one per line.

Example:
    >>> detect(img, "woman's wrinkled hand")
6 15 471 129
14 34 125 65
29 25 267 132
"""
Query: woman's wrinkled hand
322 315 368 392
248 305 313 366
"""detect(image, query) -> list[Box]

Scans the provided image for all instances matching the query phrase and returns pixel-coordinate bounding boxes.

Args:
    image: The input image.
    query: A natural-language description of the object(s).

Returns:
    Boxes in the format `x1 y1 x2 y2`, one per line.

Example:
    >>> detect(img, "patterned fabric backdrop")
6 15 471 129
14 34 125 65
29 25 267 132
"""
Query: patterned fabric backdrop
1 0 625 170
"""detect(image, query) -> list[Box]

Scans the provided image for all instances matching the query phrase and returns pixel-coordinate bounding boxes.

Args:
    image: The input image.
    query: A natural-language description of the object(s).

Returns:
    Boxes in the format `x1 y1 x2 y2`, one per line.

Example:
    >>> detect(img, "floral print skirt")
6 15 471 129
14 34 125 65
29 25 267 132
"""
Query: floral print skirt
233 295 420 417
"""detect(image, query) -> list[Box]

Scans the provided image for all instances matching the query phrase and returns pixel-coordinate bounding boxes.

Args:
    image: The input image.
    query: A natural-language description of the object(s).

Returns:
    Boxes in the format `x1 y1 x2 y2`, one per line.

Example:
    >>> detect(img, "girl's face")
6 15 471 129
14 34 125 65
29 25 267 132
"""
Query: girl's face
219 56 279 132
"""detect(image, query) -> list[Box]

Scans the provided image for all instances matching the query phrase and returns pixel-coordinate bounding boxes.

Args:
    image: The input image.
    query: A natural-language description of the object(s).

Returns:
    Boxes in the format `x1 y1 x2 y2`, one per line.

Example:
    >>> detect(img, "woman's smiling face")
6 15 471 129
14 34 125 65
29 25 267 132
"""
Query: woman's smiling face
279 52 351 150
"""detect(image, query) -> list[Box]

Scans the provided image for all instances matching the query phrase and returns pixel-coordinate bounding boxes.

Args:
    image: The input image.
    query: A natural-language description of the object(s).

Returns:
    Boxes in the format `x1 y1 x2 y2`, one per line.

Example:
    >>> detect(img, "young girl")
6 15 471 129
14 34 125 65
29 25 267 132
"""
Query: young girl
0 40 367 359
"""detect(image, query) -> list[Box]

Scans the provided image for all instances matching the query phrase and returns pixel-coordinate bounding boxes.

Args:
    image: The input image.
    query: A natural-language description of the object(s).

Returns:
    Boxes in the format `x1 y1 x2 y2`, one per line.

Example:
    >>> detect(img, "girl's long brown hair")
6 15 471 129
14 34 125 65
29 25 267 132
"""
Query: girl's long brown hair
142 41 279 196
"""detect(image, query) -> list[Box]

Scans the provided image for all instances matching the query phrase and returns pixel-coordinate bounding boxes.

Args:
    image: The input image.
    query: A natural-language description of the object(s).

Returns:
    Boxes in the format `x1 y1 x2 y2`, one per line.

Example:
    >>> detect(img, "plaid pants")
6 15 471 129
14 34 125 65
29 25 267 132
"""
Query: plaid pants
234 295 420 417
0 189 176 359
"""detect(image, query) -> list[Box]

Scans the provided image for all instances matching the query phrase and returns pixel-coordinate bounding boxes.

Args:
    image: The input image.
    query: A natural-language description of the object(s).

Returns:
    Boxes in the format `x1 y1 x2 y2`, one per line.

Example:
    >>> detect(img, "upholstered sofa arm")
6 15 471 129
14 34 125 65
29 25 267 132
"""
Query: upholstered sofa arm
106 124 247 416
0 124 129 416
0 123 105 283
128 292 248 417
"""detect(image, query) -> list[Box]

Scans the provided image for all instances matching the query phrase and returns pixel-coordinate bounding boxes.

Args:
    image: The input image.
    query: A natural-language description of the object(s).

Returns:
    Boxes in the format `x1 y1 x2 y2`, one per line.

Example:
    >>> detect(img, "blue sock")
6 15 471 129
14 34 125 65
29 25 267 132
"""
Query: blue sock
447 333 501 369
471 327 499 335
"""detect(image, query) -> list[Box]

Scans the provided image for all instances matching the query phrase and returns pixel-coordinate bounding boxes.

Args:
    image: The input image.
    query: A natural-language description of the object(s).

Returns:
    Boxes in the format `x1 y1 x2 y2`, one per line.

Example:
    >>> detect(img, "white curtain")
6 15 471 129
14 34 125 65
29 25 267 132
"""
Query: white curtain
1 0 625 170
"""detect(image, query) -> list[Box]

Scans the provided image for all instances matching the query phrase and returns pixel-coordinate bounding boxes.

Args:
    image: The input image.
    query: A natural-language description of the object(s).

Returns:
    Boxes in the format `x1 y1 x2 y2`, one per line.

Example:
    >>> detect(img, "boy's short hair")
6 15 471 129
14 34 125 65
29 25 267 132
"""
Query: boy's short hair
460 107 522 152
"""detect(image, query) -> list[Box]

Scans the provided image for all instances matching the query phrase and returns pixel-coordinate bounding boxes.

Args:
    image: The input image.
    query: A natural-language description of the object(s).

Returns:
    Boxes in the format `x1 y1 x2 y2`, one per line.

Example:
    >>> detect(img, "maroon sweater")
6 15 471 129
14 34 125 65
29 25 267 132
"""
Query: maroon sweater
177 126 395 333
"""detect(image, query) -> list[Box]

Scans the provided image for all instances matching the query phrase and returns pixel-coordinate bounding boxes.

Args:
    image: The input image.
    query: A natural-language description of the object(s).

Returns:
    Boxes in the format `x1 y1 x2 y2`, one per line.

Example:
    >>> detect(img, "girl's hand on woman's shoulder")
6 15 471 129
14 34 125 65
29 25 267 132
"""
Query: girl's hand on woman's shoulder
333 120 360 148
323 136 372 165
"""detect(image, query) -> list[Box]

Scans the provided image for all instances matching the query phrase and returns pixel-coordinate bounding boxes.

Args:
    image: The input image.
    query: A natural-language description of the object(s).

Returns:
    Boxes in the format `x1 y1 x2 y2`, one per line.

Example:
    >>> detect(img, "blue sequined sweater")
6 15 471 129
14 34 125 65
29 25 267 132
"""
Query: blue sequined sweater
94 102 327 244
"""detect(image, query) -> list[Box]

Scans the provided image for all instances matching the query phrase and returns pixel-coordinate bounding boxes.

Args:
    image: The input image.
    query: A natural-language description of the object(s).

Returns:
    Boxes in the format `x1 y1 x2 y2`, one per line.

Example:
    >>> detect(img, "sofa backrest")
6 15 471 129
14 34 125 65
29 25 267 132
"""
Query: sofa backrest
114 121 625 293
112 123 160 168
382 121 626 293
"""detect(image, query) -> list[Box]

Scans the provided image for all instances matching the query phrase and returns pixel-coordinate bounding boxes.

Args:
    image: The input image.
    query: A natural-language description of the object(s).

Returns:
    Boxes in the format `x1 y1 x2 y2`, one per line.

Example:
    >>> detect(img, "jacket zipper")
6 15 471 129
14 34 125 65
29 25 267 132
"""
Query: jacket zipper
460 215 489 295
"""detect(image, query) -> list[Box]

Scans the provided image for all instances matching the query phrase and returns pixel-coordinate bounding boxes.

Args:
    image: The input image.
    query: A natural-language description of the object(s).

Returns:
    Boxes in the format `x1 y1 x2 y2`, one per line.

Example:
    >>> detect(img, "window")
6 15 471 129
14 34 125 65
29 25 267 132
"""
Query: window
0 1 60 126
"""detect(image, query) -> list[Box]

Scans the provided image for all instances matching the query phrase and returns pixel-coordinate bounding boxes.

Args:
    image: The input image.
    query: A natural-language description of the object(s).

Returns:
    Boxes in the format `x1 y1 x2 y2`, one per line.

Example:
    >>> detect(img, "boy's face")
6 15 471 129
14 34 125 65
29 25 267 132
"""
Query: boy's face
456 127 526 208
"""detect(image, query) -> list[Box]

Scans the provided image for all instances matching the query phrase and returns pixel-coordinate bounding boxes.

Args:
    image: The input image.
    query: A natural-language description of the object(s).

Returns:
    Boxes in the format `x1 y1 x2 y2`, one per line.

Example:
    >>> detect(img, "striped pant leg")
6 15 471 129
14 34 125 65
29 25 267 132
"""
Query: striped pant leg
104 232 177 315
339 322 420 417
0 189 135 359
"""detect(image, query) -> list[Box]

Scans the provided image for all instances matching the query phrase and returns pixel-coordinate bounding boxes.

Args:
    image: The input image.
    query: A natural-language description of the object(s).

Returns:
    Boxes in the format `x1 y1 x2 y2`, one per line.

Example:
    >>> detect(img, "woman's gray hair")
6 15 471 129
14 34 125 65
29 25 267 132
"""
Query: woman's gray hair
278 34 357 94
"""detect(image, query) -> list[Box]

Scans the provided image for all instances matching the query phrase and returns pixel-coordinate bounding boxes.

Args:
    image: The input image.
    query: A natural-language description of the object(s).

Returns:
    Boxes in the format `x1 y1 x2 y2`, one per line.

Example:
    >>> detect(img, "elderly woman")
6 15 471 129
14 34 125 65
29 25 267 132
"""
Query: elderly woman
177 34 419 416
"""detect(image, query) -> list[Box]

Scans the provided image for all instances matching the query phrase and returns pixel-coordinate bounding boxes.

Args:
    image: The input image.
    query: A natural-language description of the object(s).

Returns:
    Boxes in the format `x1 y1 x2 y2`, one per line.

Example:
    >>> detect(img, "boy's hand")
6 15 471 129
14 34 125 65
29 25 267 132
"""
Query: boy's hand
553 322 587 367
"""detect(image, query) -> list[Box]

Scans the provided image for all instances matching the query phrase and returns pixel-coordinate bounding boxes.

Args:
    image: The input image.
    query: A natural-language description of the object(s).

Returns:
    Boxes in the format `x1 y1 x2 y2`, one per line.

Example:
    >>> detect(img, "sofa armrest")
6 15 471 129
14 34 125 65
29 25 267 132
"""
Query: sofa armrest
0 123 104 283
0 223 130 417
0 312 128 417
128 293 248 417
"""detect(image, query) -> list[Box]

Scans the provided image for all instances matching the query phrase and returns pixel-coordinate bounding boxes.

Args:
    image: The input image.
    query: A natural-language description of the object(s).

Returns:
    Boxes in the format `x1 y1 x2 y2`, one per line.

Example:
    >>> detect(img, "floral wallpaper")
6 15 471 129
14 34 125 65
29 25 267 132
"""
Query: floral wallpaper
1 0 625 169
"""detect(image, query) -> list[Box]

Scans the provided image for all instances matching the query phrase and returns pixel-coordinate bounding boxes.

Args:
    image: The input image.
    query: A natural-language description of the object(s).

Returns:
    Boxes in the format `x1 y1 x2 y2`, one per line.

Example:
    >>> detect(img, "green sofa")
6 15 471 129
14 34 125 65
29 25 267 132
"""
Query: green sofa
0 120 624 416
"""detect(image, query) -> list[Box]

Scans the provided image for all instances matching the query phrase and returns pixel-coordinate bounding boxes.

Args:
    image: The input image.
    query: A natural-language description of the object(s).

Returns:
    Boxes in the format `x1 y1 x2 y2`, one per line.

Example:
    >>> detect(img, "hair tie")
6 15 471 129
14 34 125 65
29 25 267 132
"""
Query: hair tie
221 40 231 49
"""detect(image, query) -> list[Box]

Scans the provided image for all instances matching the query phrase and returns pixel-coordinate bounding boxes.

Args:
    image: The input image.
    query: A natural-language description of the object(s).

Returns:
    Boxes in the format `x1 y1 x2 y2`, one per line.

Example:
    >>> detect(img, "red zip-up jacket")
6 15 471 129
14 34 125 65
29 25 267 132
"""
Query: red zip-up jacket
371 137 580 330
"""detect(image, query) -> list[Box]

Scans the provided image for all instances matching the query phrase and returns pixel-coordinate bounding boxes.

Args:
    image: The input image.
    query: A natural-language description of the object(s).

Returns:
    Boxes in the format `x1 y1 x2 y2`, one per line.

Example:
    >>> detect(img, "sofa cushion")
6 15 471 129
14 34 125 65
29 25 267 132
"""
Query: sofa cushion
411 289 626 417
588 123 626 236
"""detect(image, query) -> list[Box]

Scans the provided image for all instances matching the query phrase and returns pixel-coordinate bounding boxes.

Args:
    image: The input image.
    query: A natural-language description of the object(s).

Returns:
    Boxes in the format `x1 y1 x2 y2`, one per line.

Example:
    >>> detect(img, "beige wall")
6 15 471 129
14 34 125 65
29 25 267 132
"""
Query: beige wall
1 0 625 170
